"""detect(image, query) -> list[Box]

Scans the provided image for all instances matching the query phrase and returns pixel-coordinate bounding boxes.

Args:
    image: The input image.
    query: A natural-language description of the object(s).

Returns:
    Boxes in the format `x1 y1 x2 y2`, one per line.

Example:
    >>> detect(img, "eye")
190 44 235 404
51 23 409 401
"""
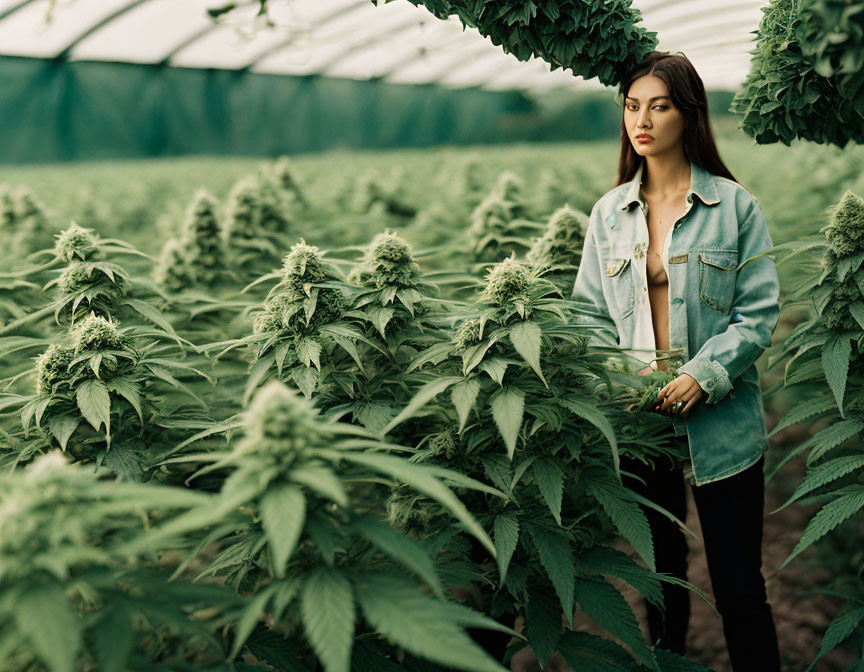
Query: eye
653 104 668 110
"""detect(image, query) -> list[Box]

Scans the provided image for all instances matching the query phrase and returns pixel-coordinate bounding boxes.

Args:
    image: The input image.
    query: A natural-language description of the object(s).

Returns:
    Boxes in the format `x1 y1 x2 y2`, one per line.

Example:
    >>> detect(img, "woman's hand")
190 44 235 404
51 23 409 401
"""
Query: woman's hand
655 373 703 418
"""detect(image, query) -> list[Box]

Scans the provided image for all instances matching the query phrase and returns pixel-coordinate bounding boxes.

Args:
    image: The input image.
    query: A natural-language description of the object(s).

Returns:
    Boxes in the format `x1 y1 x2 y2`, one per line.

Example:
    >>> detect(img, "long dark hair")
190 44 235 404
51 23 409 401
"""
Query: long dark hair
616 51 739 188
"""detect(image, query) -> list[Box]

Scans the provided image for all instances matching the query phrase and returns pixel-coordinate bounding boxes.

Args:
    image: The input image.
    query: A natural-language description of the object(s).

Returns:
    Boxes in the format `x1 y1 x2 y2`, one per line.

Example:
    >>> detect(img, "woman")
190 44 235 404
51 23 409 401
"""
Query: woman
569 51 782 671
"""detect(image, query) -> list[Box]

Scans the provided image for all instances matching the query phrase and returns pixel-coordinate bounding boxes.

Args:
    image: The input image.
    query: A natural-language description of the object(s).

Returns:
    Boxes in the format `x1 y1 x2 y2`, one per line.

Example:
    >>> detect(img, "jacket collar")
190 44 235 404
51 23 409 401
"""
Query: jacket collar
617 159 721 211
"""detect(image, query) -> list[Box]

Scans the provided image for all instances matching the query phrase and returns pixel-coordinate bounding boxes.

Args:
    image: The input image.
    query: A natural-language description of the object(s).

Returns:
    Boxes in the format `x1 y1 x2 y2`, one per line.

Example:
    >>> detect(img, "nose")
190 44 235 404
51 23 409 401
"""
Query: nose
637 108 651 128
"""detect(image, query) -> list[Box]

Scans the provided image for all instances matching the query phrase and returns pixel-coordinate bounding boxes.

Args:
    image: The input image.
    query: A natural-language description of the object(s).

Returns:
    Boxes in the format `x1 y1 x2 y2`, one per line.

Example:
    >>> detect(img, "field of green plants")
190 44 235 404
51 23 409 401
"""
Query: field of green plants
0 134 862 672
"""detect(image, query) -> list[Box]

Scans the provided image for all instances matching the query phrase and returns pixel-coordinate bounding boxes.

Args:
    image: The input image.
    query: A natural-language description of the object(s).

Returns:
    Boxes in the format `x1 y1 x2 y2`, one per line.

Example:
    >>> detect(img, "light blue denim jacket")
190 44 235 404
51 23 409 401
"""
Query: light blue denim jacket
570 159 780 485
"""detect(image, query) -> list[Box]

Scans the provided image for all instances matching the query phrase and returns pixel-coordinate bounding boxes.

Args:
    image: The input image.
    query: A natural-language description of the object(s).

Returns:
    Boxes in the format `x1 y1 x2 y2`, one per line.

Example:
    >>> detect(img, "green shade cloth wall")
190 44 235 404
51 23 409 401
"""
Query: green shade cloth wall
0 55 542 163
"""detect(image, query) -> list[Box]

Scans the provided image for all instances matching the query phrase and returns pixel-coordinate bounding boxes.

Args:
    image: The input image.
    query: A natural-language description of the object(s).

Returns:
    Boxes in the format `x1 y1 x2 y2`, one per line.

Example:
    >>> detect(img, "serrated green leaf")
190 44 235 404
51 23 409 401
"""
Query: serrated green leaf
780 486 864 571
355 573 506 672
559 397 618 476
586 472 655 572
804 419 864 466
576 545 662 608
526 524 574 625
352 517 442 597
451 378 481 433
14 583 80 672
322 450 495 558
774 455 864 513
260 485 306 577
573 579 657 671
478 357 509 385
491 388 524 459
301 569 355 672
493 513 519 583
822 334 851 417
509 321 547 387
804 606 864 672
296 338 322 371
532 458 564 525
106 378 142 424
47 414 80 450
382 377 463 435
557 631 635 672
525 584 564 668
76 378 111 432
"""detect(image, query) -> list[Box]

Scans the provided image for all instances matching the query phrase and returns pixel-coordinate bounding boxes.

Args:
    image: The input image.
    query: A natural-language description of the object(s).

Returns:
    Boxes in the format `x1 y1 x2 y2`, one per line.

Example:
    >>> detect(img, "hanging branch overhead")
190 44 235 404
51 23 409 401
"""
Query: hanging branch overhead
372 0 659 88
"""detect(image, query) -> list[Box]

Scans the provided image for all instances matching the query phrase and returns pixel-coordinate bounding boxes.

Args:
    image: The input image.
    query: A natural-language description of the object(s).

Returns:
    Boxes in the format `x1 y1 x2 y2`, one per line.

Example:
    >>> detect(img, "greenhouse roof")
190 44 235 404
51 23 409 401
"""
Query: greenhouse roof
0 0 765 92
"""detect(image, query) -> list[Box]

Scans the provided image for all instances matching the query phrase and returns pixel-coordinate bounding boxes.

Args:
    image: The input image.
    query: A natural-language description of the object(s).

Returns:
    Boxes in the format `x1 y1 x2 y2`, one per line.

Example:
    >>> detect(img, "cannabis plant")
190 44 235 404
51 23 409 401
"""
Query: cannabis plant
377 255 702 670
0 452 236 672
731 0 864 146
378 0 658 87
469 172 545 263
221 238 369 404
764 188 864 668
133 381 511 672
325 230 442 431
267 155 309 209
222 174 293 277
9 309 210 479
526 205 589 295
0 184 55 259
154 189 225 292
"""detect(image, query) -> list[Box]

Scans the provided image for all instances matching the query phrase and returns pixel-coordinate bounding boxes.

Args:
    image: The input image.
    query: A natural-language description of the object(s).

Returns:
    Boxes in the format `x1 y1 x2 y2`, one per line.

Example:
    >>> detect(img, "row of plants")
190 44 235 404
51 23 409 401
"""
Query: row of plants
0 180 718 671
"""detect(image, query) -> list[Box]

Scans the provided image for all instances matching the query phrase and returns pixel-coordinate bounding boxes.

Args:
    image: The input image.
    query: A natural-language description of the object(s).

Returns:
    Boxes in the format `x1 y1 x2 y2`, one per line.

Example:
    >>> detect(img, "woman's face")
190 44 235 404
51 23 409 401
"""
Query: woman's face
623 73 686 158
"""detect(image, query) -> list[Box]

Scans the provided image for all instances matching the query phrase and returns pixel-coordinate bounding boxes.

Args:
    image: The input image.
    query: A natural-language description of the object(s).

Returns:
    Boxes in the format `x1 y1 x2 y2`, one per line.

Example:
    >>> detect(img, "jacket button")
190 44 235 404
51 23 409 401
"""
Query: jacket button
672 297 683 304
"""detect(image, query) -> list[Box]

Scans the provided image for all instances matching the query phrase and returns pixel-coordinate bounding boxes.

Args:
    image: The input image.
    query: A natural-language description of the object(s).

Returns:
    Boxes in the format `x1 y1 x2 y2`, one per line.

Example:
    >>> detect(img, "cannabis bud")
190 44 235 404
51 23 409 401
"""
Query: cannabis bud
452 319 482 350
821 190 864 259
241 381 329 465
35 344 75 395
281 239 329 292
492 171 524 202
224 176 263 240
426 431 460 460
482 257 532 305
526 205 588 269
183 189 223 269
153 239 191 292
348 230 420 289
253 305 284 334
72 314 126 351
54 223 98 262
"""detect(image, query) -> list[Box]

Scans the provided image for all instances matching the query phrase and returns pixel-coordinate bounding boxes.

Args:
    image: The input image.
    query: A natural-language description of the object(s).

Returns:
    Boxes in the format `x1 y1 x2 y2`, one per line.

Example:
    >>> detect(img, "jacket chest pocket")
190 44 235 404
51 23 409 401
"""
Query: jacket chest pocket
605 257 635 319
698 250 737 314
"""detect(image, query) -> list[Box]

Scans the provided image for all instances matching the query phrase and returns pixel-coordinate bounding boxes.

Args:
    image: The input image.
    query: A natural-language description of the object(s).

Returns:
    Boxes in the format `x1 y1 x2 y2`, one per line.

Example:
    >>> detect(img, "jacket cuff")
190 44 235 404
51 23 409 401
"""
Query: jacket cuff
676 356 731 404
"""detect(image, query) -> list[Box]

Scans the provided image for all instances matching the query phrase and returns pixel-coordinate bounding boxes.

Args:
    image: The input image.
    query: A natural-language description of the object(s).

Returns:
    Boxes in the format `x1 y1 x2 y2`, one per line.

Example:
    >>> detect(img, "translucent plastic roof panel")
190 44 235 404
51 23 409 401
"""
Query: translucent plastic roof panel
72 0 214 63
0 0 769 92
0 0 131 58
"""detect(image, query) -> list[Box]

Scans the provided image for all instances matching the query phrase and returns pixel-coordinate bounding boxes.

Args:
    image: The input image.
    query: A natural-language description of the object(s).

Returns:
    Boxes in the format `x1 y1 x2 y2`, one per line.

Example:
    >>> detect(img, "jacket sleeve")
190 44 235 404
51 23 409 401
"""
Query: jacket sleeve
676 198 780 404
570 204 620 349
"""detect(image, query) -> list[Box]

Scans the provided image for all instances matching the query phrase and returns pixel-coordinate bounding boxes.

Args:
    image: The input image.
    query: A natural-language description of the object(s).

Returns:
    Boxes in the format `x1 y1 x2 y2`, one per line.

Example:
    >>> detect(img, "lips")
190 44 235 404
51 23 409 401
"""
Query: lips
636 134 653 140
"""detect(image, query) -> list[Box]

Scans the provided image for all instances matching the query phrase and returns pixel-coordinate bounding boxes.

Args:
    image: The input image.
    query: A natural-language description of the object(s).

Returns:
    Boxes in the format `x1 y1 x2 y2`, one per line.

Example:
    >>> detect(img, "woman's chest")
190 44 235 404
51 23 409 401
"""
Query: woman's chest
596 197 738 262
642 190 688 246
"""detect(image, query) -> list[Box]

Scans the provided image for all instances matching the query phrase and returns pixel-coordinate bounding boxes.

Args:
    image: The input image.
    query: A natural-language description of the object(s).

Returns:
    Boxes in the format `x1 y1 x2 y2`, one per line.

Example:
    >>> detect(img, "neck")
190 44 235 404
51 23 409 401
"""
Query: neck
641 151 690 196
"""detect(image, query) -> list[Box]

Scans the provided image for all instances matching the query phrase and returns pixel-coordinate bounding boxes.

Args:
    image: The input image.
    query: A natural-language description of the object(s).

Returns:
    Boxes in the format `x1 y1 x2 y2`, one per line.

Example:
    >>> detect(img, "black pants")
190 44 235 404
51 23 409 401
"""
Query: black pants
620 438 781 672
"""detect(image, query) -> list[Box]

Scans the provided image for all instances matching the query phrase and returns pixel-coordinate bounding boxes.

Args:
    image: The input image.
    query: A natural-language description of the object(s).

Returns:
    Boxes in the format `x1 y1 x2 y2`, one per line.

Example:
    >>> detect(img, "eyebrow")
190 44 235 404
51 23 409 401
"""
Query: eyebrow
625 96 670 102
